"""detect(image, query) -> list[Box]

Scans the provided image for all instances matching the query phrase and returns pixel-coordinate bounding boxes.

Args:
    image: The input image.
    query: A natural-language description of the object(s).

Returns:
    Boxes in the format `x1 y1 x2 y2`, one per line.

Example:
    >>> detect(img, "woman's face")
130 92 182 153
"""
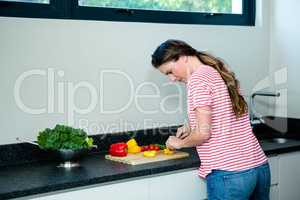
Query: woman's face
158 56 189 83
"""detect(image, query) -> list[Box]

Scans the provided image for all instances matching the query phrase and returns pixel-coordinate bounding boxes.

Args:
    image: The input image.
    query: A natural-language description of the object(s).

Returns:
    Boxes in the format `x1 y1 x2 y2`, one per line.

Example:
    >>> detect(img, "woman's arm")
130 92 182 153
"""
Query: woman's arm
176 124 191 139
166 106 212 149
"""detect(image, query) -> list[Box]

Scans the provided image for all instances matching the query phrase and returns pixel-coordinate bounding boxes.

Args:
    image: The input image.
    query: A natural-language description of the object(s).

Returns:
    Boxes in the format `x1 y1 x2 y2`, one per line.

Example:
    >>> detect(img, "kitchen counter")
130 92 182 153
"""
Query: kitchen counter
0 148 200 200
1 140 300 200
1 119 300 200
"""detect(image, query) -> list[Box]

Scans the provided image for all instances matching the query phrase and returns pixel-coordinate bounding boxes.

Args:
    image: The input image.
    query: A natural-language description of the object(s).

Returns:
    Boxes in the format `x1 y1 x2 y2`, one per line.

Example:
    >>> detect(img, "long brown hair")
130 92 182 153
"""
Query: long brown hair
151 39 247 118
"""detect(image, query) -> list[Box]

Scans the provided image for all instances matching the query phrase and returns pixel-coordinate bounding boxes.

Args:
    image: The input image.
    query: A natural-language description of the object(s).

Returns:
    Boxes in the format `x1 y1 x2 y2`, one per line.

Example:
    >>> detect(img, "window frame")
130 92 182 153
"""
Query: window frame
0 0 256 26
0 0 66 19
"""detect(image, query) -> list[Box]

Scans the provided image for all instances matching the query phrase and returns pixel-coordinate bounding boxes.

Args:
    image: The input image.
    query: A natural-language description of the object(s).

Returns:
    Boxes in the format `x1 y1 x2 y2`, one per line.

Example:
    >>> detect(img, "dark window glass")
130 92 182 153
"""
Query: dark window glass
1 0 49 4
0 0 64 18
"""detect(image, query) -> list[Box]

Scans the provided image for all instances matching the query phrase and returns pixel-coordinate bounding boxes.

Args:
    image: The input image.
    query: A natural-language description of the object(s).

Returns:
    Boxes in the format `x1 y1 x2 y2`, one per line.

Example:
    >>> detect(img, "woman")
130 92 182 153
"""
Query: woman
151 39 270 200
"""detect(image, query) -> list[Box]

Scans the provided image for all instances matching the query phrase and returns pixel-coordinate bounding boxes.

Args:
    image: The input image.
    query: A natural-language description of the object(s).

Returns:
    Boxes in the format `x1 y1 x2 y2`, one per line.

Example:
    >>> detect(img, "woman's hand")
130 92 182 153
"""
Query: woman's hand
176 125 191 139
166 136 183 150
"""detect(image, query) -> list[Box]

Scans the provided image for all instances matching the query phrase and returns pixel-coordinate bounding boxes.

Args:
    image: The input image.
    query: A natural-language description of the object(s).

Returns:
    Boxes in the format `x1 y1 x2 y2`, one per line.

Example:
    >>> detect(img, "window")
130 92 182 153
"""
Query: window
2 0 49 4
0 0 64 18
78 0 242 14
0 0 255 26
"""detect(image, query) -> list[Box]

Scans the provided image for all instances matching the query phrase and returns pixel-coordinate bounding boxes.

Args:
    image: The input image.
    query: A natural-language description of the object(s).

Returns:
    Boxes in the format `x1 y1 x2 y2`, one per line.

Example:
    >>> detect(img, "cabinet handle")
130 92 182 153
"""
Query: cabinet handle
271 183 279 186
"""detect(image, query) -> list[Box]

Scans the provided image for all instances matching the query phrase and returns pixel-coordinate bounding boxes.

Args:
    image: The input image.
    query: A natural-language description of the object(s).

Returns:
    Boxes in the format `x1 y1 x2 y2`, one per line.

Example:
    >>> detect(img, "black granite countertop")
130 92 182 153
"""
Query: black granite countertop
0 148 200 200
1 117 300 200
1 141 300 200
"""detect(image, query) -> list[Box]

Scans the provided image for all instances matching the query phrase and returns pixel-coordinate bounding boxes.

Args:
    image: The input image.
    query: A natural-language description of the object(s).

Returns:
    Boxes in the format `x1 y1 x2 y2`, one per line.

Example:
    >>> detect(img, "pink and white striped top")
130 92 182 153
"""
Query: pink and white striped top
187 65 267 178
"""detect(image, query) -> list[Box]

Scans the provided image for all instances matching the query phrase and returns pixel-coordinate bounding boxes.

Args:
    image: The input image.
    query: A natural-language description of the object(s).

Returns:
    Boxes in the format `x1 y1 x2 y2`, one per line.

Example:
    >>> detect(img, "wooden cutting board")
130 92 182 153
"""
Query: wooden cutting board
105 150 189 165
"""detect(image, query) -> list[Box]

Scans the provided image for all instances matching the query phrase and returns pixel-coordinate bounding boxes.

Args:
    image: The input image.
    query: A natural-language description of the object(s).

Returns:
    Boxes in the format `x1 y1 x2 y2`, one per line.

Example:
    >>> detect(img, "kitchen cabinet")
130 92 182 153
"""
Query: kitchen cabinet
278 151 300 200
268 155 279 200
268 151 300 200
18 178 149 200
149 169 207 200
16 169 205 200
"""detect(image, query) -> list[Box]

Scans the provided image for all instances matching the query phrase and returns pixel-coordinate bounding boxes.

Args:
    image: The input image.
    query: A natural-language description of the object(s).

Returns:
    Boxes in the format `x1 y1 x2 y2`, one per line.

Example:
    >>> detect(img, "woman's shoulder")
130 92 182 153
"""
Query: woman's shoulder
190 65 216 83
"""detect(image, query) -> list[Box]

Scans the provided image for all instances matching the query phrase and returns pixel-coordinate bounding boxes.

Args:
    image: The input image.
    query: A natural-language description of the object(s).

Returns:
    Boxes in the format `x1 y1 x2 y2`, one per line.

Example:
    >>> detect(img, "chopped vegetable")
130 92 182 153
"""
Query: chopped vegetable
154 146 160 151
148 144 156 151
143 150 157 158
141 144 164 152
163 148 174 155
141 145 149 152
148 144 162 151
155 144 166 150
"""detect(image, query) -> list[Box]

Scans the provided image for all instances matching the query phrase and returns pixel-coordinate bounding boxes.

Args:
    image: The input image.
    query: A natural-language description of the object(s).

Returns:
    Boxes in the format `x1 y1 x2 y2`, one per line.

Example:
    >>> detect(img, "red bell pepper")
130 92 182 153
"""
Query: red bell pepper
109 142 128 157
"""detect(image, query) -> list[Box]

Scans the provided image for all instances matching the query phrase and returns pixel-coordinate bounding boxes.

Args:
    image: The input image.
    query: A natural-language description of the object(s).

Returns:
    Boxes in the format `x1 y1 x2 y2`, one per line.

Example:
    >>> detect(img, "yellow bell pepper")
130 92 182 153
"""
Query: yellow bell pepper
126 138 138 148
143 150 157 158
126 138 142 154
128 145 141 154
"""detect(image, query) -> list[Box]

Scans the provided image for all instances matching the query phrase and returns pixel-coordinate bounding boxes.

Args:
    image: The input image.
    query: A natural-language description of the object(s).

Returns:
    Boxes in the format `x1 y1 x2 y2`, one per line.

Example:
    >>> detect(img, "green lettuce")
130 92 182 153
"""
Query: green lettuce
37 124 94 150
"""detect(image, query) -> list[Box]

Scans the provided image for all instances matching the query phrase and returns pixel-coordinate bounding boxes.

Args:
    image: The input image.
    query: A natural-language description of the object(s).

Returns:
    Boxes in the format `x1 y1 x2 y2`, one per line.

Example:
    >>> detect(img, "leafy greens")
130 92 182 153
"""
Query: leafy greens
37 124 94 150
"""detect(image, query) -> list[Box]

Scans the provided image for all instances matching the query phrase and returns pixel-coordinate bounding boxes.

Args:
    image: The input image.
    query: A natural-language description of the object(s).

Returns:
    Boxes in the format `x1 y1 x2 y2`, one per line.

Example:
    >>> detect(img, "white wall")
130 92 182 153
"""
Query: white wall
269 0 300 118
0 0 271 145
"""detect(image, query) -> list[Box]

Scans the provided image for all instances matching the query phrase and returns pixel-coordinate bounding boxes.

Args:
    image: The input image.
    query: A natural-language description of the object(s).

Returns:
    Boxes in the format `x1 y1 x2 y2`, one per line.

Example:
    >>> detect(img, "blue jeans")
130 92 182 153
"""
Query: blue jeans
206 163 271 200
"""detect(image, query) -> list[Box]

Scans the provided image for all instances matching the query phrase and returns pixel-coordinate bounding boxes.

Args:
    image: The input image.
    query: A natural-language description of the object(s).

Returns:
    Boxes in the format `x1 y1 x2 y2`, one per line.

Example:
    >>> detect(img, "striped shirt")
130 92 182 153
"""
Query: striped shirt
187 65 267 178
